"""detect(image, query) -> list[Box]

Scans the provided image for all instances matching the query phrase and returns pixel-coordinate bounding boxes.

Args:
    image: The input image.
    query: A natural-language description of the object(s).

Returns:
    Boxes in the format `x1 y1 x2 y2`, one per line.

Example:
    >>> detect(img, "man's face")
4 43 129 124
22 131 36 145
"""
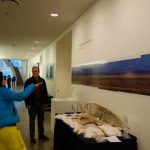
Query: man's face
32 68 40 78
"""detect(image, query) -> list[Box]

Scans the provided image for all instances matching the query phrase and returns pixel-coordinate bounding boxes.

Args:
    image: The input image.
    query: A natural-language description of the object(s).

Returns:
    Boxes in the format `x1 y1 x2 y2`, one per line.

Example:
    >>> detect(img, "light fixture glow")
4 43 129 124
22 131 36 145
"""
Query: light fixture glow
50 13 58 17
35 41 40 44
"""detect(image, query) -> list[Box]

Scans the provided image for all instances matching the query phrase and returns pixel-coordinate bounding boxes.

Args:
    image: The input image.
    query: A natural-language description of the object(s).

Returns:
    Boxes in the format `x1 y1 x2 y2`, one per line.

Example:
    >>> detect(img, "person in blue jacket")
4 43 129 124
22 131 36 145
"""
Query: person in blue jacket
0 71 42 150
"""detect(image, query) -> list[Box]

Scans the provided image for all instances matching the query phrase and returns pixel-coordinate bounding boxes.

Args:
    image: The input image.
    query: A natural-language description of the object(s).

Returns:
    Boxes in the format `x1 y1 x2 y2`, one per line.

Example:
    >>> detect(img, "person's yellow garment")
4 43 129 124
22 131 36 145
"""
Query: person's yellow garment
0 126 27 150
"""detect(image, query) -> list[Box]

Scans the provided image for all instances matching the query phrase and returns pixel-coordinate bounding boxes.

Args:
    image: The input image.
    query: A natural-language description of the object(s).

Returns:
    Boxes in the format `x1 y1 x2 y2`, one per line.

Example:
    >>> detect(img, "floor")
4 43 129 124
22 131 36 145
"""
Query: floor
15 86 53 150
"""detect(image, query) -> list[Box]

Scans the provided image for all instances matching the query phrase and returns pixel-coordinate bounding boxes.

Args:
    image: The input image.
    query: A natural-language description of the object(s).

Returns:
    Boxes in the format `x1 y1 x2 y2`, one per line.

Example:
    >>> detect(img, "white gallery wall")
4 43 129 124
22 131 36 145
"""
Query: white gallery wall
72 0 150 150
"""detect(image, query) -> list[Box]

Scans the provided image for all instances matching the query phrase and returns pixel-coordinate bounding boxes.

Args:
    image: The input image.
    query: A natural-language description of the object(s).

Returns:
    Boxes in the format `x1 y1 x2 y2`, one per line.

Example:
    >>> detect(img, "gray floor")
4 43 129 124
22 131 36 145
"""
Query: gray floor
15 86 53 150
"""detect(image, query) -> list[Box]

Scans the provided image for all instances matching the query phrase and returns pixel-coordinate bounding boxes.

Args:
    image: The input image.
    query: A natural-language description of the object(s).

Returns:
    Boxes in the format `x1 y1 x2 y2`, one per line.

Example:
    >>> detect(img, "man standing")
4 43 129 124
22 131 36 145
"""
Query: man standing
12 76 16 87
7 75 11 89
24 66 49 143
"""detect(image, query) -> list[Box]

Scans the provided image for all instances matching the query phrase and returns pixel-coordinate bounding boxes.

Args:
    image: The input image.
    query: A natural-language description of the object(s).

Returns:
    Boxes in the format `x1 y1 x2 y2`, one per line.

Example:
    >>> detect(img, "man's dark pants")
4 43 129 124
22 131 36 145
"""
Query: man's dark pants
28 101 44 139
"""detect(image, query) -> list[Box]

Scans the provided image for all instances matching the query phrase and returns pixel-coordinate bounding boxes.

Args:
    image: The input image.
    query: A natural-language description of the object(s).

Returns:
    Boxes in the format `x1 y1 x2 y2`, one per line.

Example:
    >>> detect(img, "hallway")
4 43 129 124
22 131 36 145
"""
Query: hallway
15 87 53 150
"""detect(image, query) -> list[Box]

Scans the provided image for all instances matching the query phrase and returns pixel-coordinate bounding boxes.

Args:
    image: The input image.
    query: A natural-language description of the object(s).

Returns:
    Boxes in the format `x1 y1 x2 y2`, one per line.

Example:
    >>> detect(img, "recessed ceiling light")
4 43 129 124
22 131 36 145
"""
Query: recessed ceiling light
50 13 59 17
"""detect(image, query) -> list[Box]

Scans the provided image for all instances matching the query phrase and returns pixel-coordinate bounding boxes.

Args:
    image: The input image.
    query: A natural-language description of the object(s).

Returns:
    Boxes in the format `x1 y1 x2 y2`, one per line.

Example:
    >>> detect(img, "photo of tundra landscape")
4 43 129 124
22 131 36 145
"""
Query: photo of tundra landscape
72 54 150 96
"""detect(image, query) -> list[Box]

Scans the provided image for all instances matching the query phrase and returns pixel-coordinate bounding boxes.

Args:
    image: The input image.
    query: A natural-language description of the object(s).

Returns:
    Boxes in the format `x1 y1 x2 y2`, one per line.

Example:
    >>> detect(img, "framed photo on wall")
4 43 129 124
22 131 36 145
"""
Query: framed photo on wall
46 64 54 79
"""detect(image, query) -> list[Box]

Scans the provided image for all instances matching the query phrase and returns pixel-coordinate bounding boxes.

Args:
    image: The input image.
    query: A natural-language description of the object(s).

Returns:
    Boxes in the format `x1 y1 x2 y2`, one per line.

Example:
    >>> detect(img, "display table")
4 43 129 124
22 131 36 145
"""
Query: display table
54 119 137 150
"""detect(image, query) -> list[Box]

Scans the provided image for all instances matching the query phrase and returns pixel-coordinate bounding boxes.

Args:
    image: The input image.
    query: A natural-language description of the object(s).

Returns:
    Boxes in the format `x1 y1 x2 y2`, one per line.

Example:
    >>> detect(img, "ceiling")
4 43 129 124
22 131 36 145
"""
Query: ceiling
0 0 97 60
